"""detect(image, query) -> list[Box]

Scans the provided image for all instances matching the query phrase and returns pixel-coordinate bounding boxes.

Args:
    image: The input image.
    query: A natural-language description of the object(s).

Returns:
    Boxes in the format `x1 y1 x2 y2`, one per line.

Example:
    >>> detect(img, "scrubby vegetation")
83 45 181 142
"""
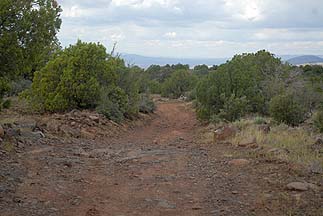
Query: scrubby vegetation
1 0 61 109
195 50 323 126
1 1 323 129
22 40 156 122
161 69 197 98
26 41 107 112
269 93 305 126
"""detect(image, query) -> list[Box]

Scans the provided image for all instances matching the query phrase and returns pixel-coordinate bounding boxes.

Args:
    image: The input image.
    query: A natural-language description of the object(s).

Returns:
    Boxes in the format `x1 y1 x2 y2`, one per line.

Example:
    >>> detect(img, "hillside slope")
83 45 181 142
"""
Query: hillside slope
287 55 323 65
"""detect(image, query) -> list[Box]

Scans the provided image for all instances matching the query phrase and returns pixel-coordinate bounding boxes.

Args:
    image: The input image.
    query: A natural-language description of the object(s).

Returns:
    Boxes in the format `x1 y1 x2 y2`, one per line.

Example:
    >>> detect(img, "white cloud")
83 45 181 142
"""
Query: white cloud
224 0 265 21
56 0 323 58
111 0 179 9
164 32 177 39
62 5 87 18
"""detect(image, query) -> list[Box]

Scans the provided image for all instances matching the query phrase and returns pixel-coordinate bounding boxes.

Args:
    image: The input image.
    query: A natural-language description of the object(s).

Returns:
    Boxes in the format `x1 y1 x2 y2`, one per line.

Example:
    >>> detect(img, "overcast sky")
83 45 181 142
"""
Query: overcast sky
56 0 323 58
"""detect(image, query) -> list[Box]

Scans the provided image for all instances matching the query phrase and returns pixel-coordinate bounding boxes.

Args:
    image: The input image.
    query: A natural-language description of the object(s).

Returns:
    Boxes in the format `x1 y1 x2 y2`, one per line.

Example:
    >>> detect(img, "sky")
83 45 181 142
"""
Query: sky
56 0 323 58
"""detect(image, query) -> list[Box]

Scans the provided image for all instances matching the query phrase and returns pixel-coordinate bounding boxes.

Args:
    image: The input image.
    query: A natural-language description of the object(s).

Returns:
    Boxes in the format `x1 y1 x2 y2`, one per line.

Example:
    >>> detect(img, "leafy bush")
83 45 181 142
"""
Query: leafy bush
196 50 287 121
117 66 140 117
269 93 306 126
0 78 10 99
147 80 162 94
96 86 128 123
145 64 189 82
26 41 114 112
139 94 156 114
217 94 249 122
313 110 323 132
161 69 196 98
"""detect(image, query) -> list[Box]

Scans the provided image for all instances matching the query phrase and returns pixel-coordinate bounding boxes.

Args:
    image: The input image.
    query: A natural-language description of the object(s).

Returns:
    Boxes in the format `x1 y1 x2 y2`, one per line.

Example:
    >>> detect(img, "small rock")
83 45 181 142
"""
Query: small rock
5 128 21 137
314 137 323 145
46 119 61 132
157 199 176 209
63 161 73 168
13 197 23 203
80 128 96 139
86 208 100 216
71 121 76 126
307 183 320 191
0 125 4 138
308 161 323 174
311 138 323 153
263 193 272 199
21 131 45 139
61 125 81 138
89 115 100 123
228 159 250 166
286 182 319 191
238 137 258 148
70 196 82 206
267 148 289 154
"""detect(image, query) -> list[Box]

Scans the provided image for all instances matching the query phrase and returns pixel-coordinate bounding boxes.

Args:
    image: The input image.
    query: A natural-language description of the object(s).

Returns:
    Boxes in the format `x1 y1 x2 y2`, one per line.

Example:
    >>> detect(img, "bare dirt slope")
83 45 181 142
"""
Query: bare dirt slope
0 101 322 216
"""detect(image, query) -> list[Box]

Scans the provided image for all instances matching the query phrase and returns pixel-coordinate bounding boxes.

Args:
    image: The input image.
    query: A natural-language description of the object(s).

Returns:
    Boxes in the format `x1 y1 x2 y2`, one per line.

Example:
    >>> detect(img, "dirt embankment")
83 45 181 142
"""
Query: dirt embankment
0 101 322 216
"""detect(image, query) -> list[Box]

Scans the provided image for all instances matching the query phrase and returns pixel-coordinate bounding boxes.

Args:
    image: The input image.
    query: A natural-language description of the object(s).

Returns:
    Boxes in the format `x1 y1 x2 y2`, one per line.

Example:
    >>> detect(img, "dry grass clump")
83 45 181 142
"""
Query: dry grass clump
230 118 322 165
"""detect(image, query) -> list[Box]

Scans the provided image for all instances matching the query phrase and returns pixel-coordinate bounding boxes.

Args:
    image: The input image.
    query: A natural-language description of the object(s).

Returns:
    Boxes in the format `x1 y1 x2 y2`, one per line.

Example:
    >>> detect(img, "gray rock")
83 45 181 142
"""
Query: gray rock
5 128 21 137
20 131 45 139
157 199 176 209
286 182 319 191
89 115 100 123
308 161 323 174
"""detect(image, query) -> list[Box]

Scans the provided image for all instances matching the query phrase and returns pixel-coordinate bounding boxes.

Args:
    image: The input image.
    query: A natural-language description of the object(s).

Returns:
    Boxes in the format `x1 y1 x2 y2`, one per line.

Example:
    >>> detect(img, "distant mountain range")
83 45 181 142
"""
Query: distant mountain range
120 53 323 68
121 54 228 68
286 55 323 65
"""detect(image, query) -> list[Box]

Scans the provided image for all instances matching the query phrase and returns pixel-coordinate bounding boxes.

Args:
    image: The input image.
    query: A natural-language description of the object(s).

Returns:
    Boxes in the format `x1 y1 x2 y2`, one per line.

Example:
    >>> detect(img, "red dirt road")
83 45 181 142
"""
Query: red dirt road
1 101 322 215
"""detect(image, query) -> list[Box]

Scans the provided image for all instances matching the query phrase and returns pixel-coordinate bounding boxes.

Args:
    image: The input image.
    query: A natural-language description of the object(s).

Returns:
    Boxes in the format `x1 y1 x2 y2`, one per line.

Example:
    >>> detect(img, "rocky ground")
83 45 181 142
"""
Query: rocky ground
0 101 322 215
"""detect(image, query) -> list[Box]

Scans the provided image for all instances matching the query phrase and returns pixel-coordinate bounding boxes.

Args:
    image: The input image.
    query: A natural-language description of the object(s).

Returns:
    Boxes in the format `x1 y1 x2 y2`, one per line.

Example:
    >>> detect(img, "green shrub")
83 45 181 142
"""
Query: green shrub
313 110 323 132
147 80 162 94
0 78 9 97
197 93 248 122
96 86 128 123
217 94 249 122
195 50 287 120
117 66 141 118
26 40 115 112
269 93 306 126
161 69 196 98
139 94 156 114
197 106 212 121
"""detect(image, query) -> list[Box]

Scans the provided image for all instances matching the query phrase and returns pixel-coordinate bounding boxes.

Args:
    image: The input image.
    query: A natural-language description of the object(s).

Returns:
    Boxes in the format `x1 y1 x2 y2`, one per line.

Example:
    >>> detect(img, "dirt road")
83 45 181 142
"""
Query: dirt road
1 101 322 215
